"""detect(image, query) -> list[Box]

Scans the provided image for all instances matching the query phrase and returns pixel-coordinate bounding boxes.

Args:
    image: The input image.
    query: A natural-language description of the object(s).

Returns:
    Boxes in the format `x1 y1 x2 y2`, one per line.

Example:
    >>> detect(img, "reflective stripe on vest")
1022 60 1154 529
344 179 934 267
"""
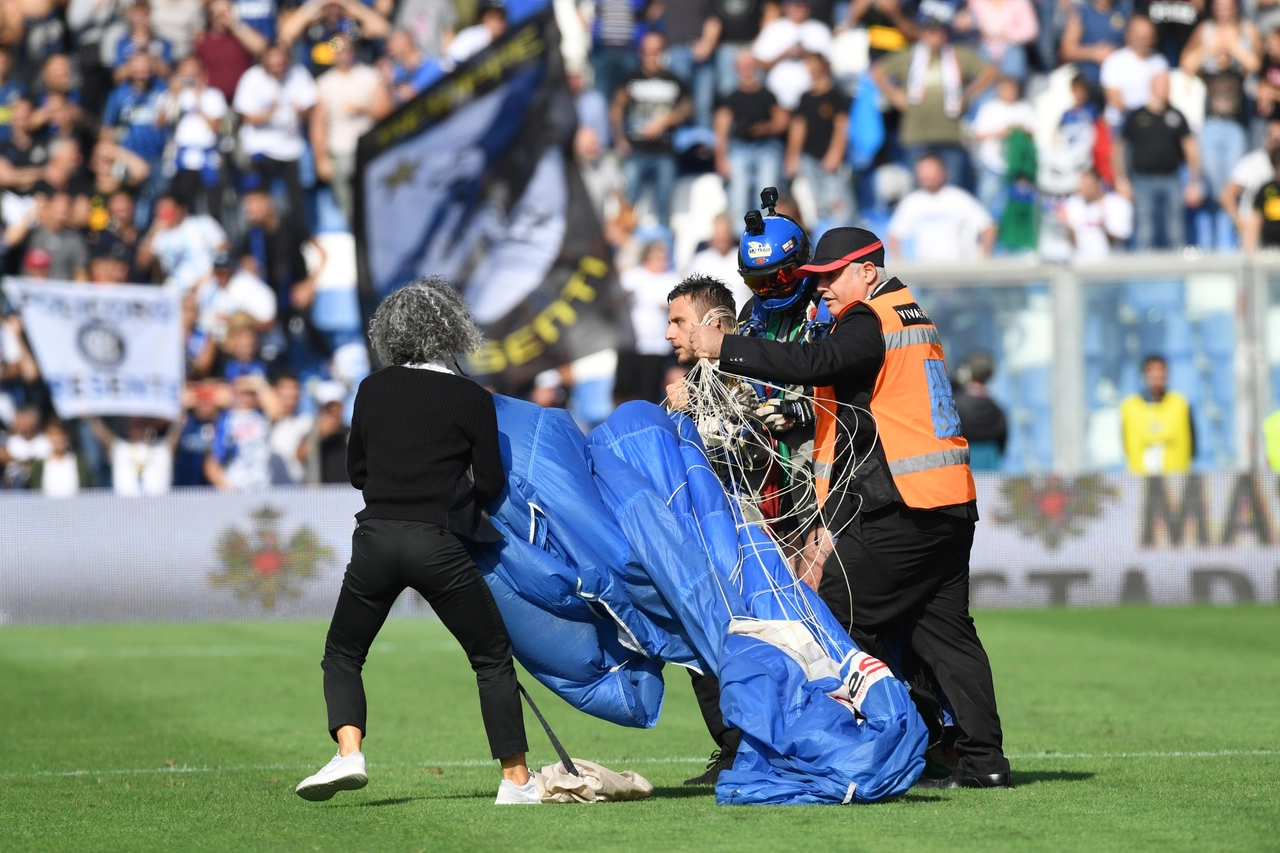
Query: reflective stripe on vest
888 447 971 476
812 384 838 510
884 327 942 351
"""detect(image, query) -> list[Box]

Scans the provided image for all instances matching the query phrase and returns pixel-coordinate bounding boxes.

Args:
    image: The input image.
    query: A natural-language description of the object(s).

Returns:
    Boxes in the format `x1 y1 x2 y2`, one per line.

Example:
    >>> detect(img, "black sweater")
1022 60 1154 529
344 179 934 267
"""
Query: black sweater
347 366 506 525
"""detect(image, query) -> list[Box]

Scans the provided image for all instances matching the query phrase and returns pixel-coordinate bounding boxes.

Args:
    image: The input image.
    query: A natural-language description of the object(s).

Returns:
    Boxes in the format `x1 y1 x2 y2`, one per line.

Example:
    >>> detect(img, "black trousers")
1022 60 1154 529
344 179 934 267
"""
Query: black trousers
321 518 528 760
689 671 741 755
818 503 1009 775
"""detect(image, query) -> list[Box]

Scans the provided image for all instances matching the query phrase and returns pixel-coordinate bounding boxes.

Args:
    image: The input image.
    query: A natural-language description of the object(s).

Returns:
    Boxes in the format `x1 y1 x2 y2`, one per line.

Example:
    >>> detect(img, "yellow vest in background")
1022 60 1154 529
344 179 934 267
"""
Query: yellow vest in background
1264 410 1280 474
1119 391 1193 474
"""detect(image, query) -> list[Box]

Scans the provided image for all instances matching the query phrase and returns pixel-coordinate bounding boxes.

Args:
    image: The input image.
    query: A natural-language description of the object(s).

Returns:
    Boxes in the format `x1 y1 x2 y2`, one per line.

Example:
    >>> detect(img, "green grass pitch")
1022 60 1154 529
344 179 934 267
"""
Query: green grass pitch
1 606 1277 853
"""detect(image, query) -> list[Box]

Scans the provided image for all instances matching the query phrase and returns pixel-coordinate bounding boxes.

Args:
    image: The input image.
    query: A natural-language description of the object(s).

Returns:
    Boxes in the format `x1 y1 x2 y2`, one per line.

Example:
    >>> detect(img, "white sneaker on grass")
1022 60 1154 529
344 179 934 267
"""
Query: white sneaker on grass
494 778 541 805
295 751 368 801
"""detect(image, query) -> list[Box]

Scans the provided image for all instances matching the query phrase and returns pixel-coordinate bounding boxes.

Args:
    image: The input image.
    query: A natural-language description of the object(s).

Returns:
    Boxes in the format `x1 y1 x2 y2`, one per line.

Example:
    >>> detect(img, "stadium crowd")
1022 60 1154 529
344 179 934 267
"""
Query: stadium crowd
2 0 1280 494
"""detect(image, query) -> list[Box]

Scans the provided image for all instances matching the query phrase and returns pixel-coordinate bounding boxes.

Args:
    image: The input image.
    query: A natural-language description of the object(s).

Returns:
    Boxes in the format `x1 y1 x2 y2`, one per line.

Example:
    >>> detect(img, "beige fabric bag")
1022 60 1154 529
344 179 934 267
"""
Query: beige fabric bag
532 759 654 804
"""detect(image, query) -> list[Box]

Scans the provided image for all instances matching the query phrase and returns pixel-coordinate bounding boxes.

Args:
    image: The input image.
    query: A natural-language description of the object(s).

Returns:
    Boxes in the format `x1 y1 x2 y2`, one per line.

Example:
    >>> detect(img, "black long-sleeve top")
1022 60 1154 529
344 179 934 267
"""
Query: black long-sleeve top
347 366 506 526
721 278 977 520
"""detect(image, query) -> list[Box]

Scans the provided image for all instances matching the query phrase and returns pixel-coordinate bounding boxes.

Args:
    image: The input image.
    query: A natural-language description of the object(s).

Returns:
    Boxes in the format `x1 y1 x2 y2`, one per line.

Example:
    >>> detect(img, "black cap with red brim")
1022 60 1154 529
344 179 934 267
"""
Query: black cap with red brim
796 227 885 274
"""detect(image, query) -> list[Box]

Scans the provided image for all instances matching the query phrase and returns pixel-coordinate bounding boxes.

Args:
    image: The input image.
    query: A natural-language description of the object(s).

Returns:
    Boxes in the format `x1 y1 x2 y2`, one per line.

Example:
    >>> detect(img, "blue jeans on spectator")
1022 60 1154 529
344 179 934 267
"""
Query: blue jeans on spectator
665 44 716 129
623 150 678 226
715 44 748 98
1197 117 1247 249
976 163 1007 219
980 44 1029 80
1132 172 1184 249
799 154 856 228
591 45 638 101
727 139 784 216
903 144 972 190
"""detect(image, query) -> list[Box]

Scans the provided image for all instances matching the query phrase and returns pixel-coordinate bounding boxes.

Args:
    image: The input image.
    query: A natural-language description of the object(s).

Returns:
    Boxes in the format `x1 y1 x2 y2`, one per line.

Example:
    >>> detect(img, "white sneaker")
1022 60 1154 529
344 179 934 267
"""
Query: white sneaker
295 751 368 801
494 778 541 805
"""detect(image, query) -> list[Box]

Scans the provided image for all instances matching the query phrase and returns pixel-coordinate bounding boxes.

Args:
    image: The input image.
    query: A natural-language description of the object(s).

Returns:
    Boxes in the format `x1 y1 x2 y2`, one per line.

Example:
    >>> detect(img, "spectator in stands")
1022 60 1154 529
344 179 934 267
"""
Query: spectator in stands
1059 0 1128 85
393 0 455 59
298 380 348 482
616 240 678 404
233 45 318 231
715 50 787 218
1100 16 1167 129
713 0 766 101
87 138 150 232
887 152 997 260
197 250 277 342
27 419 87 497
1221 116 1280 236
687 213 751 310
843 0 919 61
1257 27 1280 121
205 374 272 491
35 140 92 222
752 0 832 111
137 193 228 291
962 0 1040 80
160 56 228 222
103 52 168 221
4 403 47 488
384 29 428 103
570 65 617 218
269 371 312 483
215 312 272 386
1059 168 1135 257
279 0 391 78
172 382 221 487
971 76 1036 217
151 0 206 60
1242 149 1280 250
1114 73 1203 249
88 232 134 282
785 52 854 226
663 0 719 128
591 0 649 100
112 0 172 83
0 315 38 417
953 352 1007 470
21 246 52 278
872 4 996 188
611 31 691 228
1179 0 1258 247
88 415 177 496
194 0 266 103
0 50 23 145
237 179 316 329
1120 353 1194 473
0 99 48 194
28 191 89 280
446 0 506 67
29 54 80 137
183 287 216 378
312 33 393 224
104 190 141 260
232 0 281 44
1140 0 1203 65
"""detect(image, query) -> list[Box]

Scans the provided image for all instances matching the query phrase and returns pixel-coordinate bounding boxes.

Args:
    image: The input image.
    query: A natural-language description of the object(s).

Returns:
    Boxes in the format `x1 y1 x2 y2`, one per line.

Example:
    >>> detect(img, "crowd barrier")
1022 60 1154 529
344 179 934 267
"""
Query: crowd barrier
1 473 1276 625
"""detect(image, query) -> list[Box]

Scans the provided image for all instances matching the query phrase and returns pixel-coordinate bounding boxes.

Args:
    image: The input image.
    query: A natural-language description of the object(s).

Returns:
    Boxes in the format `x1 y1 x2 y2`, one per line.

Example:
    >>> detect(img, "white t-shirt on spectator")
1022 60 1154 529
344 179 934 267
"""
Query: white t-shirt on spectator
687 246 752 318
447 23 494 65
40 453 80 498
151 214 228 293
172 86 228 171
971 98 1036 174
111 439 173 496
888 186 995 261
270 412 313 484
233 64 319 162
1099 49 1168 124
196 269 277 341
1062 192 1134 259
316 64 383 156
620 266 679 355
6 432 51 461
1228 147 1274 214
752 19 832 110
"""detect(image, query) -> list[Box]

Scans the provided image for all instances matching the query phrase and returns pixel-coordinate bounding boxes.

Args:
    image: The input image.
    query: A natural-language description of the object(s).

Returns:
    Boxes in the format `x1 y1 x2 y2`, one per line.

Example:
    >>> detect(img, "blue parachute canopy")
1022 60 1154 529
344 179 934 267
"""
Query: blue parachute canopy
469 396 927 804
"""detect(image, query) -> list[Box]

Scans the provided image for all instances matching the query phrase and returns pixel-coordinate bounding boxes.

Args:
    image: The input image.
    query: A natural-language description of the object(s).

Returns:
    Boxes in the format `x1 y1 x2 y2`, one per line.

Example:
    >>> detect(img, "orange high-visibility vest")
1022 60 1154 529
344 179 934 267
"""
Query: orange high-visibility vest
814 282 976 511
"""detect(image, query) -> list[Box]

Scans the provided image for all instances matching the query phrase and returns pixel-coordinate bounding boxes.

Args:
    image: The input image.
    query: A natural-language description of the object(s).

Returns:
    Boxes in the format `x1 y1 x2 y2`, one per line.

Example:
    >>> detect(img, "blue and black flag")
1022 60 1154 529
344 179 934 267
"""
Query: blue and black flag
354 7 632 392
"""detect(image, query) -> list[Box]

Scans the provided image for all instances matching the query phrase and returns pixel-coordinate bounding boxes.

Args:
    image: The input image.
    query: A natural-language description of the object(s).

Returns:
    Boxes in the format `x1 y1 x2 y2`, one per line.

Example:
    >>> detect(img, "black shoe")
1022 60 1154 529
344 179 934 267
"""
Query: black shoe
915 770 1012 790
683 749 735 785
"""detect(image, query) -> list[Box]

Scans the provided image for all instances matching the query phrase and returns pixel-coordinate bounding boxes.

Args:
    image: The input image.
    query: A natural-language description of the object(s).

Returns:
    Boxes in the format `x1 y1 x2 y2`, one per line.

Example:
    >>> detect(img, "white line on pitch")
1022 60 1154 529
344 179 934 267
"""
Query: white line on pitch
3 749 1276 781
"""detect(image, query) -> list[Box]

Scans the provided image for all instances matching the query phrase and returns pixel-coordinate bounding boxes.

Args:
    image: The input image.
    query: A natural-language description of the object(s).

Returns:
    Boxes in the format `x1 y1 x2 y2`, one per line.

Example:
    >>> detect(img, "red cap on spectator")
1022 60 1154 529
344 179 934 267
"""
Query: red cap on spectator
23 248 52 272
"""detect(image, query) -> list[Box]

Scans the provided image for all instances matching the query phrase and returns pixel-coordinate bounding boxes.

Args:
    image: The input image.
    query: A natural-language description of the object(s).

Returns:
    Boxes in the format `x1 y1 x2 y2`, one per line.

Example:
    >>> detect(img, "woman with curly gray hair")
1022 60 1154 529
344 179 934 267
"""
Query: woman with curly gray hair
296 278 537 806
